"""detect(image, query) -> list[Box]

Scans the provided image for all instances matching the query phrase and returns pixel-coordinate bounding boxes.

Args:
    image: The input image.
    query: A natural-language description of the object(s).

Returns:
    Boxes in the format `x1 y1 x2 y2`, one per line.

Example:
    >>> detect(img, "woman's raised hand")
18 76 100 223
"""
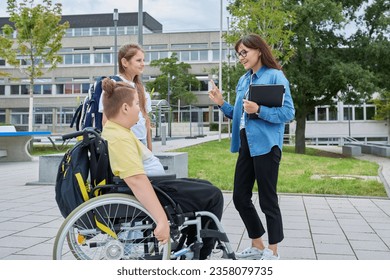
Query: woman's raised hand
208 80 224 106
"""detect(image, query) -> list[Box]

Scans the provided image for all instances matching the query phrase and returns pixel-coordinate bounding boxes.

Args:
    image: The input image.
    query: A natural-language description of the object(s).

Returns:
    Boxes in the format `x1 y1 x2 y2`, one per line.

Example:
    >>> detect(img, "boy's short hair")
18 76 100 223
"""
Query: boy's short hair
102 78 137 119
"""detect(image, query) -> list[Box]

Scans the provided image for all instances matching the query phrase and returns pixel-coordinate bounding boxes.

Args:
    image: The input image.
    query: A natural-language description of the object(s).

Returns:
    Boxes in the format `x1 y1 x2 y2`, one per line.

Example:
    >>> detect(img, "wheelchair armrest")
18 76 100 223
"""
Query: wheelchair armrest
112 174 176 185
149 173 176 183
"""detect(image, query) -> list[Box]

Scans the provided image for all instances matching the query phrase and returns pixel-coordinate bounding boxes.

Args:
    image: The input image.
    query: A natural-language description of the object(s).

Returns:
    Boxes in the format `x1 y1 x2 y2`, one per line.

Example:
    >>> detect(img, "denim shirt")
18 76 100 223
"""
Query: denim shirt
220 66 295 157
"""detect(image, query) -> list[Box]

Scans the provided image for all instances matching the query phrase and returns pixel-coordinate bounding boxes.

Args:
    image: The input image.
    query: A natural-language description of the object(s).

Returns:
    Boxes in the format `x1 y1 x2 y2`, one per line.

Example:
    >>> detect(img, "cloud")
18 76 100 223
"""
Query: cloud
0 0 229 32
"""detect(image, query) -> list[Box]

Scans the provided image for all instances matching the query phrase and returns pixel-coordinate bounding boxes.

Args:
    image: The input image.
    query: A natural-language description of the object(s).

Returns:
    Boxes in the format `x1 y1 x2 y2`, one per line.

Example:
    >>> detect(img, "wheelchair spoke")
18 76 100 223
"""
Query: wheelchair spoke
53 194 170 260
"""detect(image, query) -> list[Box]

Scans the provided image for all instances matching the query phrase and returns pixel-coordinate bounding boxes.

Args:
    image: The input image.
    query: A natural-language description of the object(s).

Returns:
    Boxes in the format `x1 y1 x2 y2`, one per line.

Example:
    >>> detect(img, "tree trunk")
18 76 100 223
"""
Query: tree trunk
295 113 306 154
28 83 33 132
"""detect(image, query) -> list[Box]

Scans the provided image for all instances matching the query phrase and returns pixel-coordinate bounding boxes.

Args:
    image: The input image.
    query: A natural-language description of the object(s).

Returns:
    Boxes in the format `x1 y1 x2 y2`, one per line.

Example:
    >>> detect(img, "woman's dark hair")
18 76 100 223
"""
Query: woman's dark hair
235 34 282 70
102 78 136 119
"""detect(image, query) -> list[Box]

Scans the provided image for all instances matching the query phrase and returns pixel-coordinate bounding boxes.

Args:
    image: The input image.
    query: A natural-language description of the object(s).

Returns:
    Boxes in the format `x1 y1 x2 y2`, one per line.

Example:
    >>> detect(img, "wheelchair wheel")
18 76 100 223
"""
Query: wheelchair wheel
53 193 171 260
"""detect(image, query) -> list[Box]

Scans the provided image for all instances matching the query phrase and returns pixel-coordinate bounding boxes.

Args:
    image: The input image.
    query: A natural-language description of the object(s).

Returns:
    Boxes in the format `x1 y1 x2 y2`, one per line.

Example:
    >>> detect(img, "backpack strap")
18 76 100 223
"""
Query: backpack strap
89 135 110 190
70 103 83 130
110 75 123 82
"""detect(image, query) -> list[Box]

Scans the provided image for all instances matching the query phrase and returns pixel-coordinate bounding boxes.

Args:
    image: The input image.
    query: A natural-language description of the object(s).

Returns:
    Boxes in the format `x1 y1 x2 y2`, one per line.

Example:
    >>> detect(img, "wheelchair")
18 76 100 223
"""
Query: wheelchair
52 128 236 260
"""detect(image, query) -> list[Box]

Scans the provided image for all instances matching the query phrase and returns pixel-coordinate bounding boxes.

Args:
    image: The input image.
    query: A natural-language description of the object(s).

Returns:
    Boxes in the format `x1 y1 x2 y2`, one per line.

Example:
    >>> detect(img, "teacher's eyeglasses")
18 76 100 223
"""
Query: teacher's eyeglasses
235 50 249 59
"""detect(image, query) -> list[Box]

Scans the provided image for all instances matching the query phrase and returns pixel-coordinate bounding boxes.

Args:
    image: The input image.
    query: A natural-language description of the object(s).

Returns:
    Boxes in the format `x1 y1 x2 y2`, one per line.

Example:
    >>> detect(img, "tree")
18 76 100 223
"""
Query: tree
0 35 13 77
0 0 69 131
224 0 383 153
284 0 379 153
374 90 390 142
348 0 390 142
214 0 295 130
146 53 199 105
226 0 296 64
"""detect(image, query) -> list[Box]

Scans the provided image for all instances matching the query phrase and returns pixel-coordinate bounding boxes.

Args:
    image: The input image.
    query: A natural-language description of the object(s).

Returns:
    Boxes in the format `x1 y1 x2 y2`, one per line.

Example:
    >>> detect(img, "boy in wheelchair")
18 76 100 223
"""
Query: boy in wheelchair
100 78 224 260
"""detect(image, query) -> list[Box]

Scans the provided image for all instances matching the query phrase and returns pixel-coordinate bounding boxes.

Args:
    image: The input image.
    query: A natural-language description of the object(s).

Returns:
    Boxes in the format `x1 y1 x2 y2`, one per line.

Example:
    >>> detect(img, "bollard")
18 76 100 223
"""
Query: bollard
161 123 167 145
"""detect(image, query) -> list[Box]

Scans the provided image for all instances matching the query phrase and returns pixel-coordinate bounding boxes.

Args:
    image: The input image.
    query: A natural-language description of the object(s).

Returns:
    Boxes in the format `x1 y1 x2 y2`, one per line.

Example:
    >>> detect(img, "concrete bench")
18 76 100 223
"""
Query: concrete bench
155 152 188 178
359 144 375 154
342 145 362 157
0 130 52 162
0 126 15 159
372 146 390 157
35 151 188 185
347 143 390 158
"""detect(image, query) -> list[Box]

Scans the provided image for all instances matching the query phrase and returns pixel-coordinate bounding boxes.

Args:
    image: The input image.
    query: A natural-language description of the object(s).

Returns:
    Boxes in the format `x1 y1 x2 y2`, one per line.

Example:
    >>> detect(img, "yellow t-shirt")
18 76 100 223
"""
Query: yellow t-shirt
102 120 146 179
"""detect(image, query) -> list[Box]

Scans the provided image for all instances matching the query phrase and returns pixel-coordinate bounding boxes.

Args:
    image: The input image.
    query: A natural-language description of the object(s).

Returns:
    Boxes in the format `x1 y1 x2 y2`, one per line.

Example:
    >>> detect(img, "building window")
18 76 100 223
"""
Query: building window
65 29 73 37
94 53 112 64
200 80 209 91
144 44 168 50
366 106 375 120
190 51 199 61
10 109 29 125
64 83 73 94
57 107 76 125
0 109 5 123
74 28 82 36
92 27 99 36
117 26 125 35
10 84 29 95
0 59 5 66
306 110 315 121
0 85 4 95
82 28 91 36
150 51 159 61
56 82 89 94
62 53 91 65
34 84 41 94
73 54 82 64
56 84 64 94
317 107 327 121
355 106 364 120
43 84 52 94
343 106 352 121
82 54 90 64
199 50 208 61
64 54 73 64
34 108 53 125
180 51 190 61
99 27 108 36
328 107 338 121
21 85 28 95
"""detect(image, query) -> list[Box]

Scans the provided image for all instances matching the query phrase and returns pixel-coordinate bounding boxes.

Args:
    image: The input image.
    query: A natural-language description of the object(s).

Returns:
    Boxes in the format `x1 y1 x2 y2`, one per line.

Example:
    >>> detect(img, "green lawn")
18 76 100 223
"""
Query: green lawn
31 139 387 197
30 144 73 156
175 139 387 197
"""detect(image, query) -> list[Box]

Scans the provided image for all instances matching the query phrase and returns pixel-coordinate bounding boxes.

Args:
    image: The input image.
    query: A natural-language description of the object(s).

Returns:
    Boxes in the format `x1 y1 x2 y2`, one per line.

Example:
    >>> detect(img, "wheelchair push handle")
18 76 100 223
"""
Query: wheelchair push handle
62 127 101 141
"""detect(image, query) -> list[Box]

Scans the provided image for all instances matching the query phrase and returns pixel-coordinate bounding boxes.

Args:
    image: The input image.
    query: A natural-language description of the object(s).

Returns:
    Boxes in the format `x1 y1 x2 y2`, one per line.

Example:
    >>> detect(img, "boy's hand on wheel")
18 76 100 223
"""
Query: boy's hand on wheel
154 221 170 244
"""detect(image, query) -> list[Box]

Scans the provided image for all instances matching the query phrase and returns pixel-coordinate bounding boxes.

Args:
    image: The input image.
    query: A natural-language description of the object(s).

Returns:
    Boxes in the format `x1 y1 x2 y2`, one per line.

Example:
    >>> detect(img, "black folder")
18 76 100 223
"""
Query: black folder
247 84 285 119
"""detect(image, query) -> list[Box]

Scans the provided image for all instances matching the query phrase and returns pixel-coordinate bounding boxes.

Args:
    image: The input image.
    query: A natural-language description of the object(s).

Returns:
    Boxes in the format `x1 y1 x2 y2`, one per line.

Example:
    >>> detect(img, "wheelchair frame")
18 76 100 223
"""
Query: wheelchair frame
52 128 236 260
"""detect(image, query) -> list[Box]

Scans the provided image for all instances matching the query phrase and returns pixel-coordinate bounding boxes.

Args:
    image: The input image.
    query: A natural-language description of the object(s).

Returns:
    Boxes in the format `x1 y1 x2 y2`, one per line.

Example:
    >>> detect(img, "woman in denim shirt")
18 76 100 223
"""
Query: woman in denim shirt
209 34 295 260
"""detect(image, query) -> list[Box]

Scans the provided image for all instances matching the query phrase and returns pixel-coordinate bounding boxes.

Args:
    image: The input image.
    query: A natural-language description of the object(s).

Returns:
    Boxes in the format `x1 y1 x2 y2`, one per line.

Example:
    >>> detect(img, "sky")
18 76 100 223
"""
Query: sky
0 0 230 32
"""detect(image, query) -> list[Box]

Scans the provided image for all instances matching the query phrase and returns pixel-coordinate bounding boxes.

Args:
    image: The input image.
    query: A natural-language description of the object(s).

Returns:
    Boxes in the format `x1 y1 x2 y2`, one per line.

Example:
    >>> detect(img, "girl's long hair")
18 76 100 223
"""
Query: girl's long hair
118 44 148 119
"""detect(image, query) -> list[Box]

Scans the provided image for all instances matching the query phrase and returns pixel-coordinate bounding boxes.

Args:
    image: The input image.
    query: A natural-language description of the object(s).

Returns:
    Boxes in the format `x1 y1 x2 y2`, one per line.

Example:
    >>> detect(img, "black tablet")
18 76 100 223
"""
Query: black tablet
248 84 285 119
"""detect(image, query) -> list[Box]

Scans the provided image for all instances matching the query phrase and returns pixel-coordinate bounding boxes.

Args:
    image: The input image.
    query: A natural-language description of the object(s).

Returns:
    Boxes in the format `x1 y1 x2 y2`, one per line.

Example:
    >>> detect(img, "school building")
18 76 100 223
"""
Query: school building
0 12 387 143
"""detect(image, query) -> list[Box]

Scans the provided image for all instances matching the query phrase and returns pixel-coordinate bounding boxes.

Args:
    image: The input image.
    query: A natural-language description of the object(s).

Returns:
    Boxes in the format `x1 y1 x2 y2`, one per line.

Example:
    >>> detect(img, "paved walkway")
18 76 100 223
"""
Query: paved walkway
0 135 390 260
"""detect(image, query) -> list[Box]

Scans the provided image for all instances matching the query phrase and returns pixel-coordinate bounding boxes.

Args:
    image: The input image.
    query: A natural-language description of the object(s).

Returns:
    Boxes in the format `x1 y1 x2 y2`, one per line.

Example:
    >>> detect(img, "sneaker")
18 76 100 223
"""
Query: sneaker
235 247 264 260
260 248 280 260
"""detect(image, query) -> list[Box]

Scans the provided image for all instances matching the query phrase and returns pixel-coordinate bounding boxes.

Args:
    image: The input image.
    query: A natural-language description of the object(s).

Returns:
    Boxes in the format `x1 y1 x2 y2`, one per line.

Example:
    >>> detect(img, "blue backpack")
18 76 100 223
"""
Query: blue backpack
70 75 122 131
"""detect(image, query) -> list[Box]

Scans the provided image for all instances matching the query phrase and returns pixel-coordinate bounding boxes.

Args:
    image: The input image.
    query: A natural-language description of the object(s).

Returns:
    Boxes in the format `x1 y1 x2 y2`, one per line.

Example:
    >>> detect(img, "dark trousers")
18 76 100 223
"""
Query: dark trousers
155 178 224 259
233 129 284 244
